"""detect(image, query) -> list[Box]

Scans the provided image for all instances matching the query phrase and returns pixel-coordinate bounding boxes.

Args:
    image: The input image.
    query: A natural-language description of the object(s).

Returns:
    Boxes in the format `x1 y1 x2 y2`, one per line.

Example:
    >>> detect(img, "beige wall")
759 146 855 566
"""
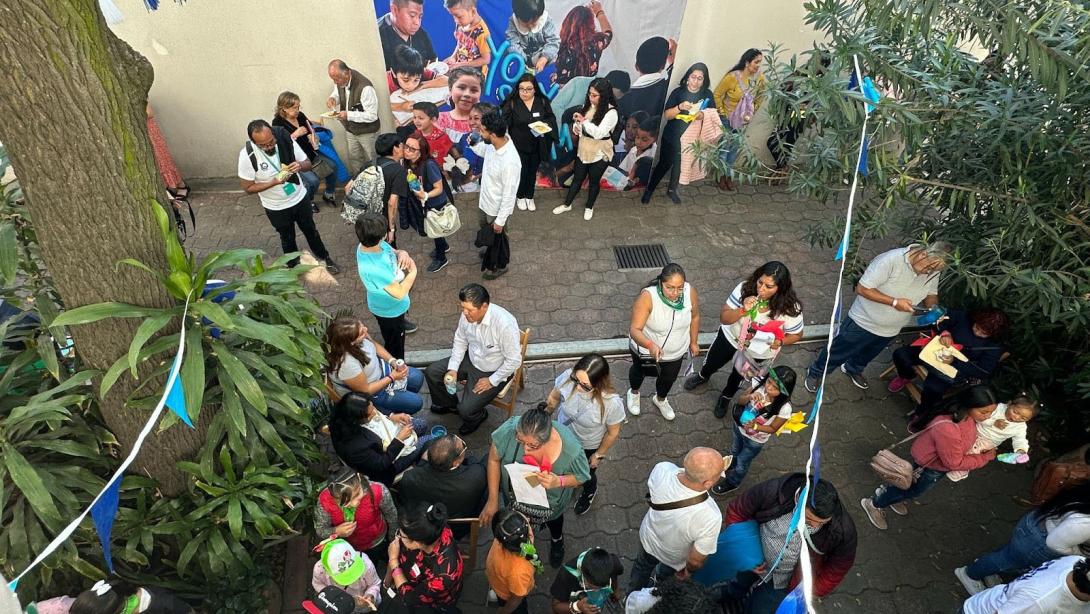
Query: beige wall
109 0 392 179
110 0 820 178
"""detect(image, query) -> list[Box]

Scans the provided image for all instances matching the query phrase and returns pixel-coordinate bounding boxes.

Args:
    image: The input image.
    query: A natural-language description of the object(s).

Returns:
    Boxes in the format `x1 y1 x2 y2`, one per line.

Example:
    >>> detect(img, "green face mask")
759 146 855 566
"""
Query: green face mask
657 283 685 311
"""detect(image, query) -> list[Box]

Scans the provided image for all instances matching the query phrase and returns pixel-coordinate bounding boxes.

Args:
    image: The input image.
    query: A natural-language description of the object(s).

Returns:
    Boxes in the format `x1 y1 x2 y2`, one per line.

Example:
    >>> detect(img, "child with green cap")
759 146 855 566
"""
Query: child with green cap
311 539 382 611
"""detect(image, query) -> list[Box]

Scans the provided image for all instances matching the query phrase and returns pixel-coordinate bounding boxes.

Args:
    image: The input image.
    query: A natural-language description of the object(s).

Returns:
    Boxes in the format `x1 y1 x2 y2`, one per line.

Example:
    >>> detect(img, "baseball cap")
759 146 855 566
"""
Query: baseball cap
302 586 356 614
321 539 367 586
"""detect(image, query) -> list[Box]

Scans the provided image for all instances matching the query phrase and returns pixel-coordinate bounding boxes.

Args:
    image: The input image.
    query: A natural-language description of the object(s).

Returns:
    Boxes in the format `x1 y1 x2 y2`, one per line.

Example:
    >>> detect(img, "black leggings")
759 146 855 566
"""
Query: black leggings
516 148 541 198
565 158 609 209
646 134 681 195
583 448 598 495
628 349 684 399
545 514 564 541
701 329 745 399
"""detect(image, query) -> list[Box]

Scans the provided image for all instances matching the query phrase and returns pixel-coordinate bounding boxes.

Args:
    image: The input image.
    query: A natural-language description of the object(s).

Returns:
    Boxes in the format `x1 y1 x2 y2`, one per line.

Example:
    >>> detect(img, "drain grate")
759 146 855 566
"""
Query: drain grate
613 244 671 271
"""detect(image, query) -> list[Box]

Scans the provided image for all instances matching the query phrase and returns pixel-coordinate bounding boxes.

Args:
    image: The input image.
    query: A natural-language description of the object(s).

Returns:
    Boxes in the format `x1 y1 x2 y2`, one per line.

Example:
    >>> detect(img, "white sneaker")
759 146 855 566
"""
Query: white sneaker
651 396 675 420
552 204 572 215
517 198 528 210
955 567 987 595
526 198 536 211
626 389 641 415
584 208 594 221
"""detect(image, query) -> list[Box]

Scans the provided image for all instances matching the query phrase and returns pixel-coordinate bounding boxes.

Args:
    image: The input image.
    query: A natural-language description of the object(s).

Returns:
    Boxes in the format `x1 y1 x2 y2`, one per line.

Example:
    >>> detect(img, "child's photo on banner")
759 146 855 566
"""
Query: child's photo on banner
372 0 689 192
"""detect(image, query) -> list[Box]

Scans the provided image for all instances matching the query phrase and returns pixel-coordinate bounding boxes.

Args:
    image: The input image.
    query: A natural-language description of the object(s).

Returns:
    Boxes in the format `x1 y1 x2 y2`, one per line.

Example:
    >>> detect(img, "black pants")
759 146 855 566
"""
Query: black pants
545 513 564 541
424 355 508 425
628 350 684 399
264 199 330 265
701 329 746 400
582 448 599 495
375 313 406 360
433 236 450 261
646 134 681 195
516 148 540 199
496 597 530 614
767 120 803 169
565 158 609 209
893 345 956 417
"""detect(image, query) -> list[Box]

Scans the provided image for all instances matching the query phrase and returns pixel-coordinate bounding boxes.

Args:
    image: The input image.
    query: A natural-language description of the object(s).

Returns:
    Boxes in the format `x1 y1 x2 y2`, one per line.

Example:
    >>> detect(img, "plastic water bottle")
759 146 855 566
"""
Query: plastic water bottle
390 359 408 392
444 372 458 396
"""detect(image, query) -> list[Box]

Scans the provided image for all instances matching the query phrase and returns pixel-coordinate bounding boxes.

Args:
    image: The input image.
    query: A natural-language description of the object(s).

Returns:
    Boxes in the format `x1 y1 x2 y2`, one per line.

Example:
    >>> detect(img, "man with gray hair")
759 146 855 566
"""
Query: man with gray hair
629 447 730 591
806 241 953 392
397 434 486 538
326 59 380 175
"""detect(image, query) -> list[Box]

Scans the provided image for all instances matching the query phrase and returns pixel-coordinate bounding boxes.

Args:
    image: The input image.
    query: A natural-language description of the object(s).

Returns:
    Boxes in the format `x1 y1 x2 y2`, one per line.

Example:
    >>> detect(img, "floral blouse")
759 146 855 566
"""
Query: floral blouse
394 526 464 608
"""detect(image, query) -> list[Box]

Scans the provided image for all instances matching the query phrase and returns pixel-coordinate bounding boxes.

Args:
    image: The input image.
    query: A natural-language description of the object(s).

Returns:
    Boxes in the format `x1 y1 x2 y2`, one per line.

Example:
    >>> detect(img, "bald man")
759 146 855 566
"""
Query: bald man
326 59 380 174
629 447 729 591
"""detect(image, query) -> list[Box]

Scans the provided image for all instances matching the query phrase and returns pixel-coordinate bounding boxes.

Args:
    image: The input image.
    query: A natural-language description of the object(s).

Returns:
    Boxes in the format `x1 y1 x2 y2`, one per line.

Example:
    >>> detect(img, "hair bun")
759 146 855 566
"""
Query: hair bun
427 502 448 524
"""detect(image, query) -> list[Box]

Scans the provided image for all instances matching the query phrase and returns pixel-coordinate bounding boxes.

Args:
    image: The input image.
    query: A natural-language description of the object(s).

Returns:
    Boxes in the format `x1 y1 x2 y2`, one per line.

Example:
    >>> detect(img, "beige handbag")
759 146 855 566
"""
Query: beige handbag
424 204 461 238
870 419 951 490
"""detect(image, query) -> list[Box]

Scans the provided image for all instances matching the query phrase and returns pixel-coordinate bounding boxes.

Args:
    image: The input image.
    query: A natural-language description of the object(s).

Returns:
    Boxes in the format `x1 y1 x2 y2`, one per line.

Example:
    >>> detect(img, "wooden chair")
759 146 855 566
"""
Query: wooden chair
489 328 531 418
448 517 482 569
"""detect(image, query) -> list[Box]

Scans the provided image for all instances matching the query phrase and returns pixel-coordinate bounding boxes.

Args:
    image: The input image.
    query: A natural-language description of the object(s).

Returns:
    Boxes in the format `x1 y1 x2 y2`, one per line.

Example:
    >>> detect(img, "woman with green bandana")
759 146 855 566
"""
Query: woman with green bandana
627 263 701 421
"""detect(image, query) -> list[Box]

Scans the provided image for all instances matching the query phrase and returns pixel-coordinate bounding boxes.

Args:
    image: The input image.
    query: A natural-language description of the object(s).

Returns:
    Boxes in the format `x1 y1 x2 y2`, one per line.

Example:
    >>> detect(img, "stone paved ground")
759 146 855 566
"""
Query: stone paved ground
186 185 1031 612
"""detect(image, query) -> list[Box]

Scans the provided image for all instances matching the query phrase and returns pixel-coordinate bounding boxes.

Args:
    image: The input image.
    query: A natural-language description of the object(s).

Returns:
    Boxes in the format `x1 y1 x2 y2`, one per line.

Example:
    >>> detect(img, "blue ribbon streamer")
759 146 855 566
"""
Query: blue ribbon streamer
90 480 122 572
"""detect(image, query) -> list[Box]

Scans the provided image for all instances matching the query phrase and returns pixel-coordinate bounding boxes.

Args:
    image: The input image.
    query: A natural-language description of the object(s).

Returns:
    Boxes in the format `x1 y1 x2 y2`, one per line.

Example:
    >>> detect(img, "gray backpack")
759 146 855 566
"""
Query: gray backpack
341 158 389 224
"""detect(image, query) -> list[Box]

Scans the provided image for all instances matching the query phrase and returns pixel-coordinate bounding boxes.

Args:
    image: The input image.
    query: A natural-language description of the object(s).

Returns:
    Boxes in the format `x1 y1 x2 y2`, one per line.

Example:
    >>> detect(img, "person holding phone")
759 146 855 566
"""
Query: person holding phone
627 263 700 420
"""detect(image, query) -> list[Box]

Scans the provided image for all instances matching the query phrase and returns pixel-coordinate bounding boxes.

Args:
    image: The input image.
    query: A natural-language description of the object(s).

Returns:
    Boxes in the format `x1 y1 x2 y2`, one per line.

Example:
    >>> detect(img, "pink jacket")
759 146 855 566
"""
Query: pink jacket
911 417 995 472
679 110 724 185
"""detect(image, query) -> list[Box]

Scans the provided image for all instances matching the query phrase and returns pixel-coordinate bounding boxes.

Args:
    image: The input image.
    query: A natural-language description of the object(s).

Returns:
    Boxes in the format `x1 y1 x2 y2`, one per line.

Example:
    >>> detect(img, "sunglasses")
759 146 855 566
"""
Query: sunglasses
570 375 593 392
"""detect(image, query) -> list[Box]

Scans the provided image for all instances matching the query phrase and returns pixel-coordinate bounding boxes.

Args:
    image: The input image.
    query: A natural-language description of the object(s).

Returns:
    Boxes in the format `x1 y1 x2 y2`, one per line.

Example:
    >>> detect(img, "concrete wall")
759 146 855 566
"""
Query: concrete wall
109 0 392 179
109 0 820 178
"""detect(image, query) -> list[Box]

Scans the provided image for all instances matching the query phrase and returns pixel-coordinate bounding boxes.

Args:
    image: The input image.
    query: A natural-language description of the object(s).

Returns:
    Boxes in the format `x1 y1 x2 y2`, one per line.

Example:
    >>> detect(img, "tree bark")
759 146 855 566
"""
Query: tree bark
0 0 207 494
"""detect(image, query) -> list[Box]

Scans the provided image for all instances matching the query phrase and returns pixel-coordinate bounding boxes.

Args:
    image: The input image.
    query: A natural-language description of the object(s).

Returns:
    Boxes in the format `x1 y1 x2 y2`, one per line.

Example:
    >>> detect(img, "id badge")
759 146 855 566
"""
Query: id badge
283 182 296 196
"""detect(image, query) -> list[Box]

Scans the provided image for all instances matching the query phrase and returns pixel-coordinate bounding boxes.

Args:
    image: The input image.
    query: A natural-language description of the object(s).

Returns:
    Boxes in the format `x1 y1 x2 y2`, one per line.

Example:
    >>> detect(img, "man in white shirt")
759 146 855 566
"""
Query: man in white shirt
424 283 523 435
326 59 381 175
237 120 339 273
962 555 1090 614
469 109 521 280
630 447 726 591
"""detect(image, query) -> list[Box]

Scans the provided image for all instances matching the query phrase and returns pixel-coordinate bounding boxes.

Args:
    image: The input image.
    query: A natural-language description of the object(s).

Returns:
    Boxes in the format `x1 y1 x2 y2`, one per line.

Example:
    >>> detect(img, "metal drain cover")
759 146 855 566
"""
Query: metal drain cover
613 244 671 271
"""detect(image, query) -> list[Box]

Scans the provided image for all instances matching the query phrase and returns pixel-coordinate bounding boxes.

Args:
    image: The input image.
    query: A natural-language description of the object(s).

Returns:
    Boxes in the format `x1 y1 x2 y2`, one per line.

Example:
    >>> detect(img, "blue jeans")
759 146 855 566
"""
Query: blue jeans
807 317 894 379
746 581 790 614
372 367 425 415
966 512 1063 580
723 420 765 490
628 543 676 592
872 465 946 508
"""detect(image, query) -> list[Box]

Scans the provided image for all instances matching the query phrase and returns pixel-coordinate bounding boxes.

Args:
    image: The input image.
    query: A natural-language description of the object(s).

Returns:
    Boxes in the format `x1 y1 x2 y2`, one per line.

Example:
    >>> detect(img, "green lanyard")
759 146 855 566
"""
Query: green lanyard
253 144 296 196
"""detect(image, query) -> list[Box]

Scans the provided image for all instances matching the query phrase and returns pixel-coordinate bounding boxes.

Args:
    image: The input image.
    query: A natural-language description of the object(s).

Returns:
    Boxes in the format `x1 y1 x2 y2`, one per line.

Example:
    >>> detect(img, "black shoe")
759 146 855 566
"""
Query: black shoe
549 538 565 568
323 259 341 275
426 258 449 273
804 375 819 393
322 193 336 206
667 190 681 204
482 267 508 280
429 404 455 415
640 190 652 204
403 320 418 334
574 488 596 515
312 203 321 214
429 246 450 260
713 394 730 419
840 364 869 389
711 479 738 497
458 418 485 436
682 373 708 391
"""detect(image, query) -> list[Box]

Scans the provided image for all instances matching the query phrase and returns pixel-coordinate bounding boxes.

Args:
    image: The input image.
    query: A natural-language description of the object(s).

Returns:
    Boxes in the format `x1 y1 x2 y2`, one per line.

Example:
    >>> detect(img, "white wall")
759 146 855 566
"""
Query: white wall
109 0 392 178
109 0 821 178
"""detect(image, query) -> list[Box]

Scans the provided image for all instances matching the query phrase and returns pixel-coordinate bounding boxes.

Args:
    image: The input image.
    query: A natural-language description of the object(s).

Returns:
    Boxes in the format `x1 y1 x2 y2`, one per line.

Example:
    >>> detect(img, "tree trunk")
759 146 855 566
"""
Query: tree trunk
0 0 207 494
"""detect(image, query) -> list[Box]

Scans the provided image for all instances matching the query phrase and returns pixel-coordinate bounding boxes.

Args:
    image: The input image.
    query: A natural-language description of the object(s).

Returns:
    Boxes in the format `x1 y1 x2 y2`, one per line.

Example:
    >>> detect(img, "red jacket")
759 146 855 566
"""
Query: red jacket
910 417 995 472
724 473 856 597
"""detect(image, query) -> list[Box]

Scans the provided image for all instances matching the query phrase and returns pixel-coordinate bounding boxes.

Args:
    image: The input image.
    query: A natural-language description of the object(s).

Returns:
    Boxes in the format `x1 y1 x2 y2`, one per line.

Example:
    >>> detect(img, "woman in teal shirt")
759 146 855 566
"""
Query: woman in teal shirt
479 406 591 569
354 213 417 359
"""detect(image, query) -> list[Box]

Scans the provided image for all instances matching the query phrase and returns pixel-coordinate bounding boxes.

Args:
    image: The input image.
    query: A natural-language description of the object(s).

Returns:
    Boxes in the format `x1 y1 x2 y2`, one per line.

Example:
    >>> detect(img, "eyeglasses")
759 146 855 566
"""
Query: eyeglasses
455 435 468 457
403 144 420 153
517 436 544 451
570 375 593 392
518 86 535 92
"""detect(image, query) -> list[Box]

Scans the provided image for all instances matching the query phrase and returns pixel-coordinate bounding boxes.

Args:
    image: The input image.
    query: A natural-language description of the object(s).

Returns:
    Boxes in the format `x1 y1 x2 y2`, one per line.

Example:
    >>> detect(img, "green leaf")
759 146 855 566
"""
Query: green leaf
180 323 205 422
3 444 62 525
127 313 175 377
231 316 302 360
0 222 16 284
211 340 267 415
192 301 236 331
151 199 191 278
221 384 247 438
227 496 243 540
52 303 163 327
35 332 60 381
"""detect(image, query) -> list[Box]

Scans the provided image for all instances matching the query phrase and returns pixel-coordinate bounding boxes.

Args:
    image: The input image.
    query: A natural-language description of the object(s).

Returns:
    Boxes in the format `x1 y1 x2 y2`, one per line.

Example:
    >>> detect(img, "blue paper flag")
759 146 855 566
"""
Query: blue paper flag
6 579 16 591
775 586 808 614
90 479 122 572
861 77 881 114
808 388 823 423
164 356 192 427
858 134 870 177
810 445 822 484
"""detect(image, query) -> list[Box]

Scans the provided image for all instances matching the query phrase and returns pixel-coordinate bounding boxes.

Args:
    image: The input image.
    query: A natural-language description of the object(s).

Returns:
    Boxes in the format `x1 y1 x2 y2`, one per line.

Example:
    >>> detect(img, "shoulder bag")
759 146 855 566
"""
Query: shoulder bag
645 491 709 511
869 419 951 490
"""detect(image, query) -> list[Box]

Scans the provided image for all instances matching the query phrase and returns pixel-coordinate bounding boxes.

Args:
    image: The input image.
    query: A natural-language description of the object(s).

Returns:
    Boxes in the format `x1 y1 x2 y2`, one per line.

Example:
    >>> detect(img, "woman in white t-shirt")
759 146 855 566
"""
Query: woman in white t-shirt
544 353 626 516
683 261 804 419
962 555 1090 614
956 482 1090 595
325 317 425 415
711 366 797 496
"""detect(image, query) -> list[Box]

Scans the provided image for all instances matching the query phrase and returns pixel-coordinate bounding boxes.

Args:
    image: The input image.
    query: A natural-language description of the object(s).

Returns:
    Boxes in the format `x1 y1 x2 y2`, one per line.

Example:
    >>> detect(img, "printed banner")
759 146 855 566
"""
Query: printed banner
372 0 689 191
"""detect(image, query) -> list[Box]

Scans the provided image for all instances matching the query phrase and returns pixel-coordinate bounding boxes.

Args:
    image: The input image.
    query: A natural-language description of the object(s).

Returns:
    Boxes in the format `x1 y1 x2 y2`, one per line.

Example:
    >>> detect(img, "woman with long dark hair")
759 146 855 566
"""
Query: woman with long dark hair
641 63 715 205
711 365 797 496
500 73 557 212
384 502 464 612
325 316 424 414
861 385 999 530
552 77 619 220
553 0 613 85
544 353 625 515
685 262 804 413
627 263 701 420
956 482 1090 594
328 391 430 486
402 132 454 273
712 49 766 191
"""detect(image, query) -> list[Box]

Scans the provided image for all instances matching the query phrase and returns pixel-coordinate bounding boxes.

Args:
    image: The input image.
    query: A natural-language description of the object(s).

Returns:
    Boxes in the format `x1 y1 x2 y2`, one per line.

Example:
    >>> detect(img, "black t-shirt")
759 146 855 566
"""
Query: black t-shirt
364 156 408 216
272 111 318 162
618 78 671 132
378 18 438 68
505 98 555 154
662 86 714 139
548 553 625 604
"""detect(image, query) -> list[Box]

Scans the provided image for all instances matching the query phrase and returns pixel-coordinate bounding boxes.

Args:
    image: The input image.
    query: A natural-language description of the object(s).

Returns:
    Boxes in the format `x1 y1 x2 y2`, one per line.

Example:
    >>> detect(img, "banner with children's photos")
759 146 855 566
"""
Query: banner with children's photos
372 0 689 192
